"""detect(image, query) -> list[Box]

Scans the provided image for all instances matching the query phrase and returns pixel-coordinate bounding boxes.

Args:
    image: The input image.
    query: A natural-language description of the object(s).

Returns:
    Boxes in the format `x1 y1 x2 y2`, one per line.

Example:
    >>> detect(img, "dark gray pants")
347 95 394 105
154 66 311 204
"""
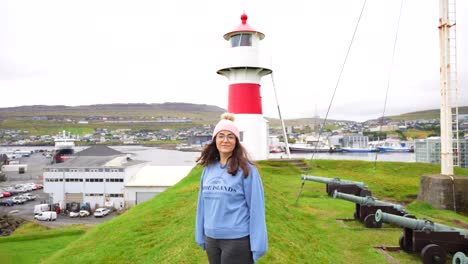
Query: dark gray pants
205 236 254 264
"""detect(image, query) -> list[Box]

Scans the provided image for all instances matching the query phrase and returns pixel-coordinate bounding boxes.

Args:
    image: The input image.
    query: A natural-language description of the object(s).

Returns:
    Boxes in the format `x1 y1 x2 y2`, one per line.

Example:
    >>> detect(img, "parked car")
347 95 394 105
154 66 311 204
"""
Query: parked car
22 193 37 201
79 210 90 217
34 204 50 215
69 211 80 218
93 208 110 217
11 196 27 204
35 211 57 221
18 195 31 202
0 199 14 206
4 188 20 195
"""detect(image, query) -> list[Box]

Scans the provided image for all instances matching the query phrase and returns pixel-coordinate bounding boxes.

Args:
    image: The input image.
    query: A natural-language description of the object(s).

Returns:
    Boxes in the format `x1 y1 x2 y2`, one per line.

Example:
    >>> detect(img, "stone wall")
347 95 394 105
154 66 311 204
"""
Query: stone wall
0 213 26 236
418 174 468 214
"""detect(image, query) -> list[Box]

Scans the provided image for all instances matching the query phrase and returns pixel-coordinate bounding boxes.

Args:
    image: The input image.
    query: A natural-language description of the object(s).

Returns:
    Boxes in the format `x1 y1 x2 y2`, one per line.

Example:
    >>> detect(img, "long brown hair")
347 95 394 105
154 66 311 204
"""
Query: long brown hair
196 138 252 178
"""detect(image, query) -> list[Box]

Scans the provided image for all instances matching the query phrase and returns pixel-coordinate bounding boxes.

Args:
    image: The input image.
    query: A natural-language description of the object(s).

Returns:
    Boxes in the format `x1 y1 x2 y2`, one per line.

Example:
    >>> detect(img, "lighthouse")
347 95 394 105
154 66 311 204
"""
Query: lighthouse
217 13 272 161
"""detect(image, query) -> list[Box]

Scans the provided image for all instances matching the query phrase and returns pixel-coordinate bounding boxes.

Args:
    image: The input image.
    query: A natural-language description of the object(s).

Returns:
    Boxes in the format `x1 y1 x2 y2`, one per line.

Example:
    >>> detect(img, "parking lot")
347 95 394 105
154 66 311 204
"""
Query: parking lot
1 152 118 227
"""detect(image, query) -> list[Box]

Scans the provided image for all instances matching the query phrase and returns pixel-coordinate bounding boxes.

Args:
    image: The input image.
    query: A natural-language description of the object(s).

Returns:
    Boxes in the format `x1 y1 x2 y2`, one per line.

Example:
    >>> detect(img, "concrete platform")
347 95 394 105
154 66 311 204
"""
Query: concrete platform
418 174 468 214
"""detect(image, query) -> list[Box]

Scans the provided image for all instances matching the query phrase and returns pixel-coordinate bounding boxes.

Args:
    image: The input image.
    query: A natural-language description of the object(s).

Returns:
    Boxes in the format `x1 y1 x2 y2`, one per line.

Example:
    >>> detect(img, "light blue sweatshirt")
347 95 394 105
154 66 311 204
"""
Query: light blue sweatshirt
195 162 268 262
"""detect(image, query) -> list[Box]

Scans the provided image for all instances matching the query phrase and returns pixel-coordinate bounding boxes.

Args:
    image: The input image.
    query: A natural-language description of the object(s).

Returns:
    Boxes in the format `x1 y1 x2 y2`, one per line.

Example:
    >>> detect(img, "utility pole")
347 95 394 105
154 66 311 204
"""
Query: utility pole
439 0 457 175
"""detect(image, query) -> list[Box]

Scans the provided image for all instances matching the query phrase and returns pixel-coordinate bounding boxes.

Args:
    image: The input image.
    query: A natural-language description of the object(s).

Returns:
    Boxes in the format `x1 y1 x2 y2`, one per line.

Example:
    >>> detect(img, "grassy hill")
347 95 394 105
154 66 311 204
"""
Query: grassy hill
387 106 468 121
2 103 467 124
1 104 468 136
1 160 468 264
0 103 225 118
0 103 225 124
0 103 226 135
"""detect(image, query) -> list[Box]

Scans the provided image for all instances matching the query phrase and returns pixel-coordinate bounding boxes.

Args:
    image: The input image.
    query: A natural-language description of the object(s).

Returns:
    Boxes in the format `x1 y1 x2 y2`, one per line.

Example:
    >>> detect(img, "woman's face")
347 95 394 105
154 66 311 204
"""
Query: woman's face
215 130 236 156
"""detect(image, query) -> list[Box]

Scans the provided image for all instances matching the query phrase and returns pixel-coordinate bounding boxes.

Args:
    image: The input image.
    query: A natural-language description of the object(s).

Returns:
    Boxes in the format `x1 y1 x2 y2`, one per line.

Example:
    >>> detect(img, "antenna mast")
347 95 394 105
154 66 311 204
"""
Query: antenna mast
439 0 459 175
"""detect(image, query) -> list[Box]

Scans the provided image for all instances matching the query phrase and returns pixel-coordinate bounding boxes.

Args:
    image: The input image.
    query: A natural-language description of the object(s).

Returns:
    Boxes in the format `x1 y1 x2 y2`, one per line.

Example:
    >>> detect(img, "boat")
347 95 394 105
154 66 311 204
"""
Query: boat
289 135 342 153
377 140 414 153
268 136 285 153
269 145 284 153
53 131 76 163
378 145 413 153
175 143 203 152
289 143 339 153
341 147 377 153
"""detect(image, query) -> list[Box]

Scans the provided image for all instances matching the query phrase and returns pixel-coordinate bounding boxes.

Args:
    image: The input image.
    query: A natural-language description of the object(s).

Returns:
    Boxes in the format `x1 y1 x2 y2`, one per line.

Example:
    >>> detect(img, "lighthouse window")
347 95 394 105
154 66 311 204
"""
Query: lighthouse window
231 34 252 47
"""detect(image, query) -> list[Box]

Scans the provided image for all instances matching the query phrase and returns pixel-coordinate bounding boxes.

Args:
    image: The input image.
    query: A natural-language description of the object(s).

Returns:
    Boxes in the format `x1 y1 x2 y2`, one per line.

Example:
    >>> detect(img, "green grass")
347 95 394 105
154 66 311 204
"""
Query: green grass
9 222 49 235
0 119 199 136
306 160 468 202
0 226 86 264
1 160 467 264
389 106 468 120
403 129 434 139
0 119 96 136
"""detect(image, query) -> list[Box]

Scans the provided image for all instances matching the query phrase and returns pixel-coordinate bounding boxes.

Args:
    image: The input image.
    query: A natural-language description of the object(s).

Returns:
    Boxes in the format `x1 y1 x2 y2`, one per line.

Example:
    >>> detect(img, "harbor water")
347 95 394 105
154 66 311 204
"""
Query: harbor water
2 145 415 164
0 145 200 166
269 151 415 163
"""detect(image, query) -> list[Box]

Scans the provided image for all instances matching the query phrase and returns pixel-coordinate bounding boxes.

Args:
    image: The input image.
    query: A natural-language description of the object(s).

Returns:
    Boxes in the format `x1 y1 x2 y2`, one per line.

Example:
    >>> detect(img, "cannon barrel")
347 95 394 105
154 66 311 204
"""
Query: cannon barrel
333 191 405 212
375 210 468 237
301 175 367 188
453 252 468 264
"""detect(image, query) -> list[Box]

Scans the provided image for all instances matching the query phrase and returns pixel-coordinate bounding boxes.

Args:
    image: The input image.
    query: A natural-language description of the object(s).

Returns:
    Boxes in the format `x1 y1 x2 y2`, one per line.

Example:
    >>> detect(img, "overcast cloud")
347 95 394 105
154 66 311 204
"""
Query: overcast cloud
0 0 467 121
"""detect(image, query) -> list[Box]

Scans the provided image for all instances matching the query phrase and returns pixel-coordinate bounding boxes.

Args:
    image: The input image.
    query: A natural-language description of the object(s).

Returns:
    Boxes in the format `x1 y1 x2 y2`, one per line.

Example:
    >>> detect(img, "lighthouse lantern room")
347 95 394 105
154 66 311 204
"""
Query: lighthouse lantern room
217 13 272 160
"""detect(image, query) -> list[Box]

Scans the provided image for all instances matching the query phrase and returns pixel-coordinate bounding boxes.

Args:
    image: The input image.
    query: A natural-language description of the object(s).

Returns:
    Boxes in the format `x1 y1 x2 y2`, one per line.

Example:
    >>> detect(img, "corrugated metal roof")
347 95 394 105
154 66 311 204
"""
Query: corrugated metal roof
76 145 123 156
47 155 146 168
44 145 148 168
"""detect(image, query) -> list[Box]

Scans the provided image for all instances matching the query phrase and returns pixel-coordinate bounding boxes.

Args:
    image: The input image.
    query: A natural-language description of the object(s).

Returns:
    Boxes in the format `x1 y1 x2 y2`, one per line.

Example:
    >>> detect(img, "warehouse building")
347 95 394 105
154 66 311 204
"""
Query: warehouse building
43 145 194 210
124 165 194 206
43 145 147 210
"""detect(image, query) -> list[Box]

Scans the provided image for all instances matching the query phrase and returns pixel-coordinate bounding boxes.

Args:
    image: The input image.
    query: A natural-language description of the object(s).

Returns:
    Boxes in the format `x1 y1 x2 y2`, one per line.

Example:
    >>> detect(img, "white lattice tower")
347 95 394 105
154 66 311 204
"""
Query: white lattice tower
448 0 460 166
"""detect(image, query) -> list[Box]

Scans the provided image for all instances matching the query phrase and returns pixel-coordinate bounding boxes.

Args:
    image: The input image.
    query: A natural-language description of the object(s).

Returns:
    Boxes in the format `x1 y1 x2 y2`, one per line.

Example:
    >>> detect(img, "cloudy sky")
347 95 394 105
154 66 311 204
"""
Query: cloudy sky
0 0 467 121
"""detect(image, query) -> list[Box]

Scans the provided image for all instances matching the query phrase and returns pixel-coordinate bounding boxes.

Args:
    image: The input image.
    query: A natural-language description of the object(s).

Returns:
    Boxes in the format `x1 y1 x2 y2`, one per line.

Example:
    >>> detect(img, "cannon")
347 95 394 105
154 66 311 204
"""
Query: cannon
453 252 468 264
332 190 406 228
301 175 371 197
375 209 468 264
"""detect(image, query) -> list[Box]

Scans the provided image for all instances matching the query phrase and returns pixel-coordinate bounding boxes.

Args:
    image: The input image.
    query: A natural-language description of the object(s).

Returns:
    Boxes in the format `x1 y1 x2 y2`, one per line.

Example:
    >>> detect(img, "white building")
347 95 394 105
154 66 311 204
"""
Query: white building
342 134 369 148
43 145 147 210
415 137 468 168
124 165 194 207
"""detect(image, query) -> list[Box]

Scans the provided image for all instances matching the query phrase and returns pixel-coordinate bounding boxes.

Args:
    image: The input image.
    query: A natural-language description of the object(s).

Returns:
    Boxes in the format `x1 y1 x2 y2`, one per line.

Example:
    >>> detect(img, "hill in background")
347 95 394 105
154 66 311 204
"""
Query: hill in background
0 103 224 114
386 106 468 120
0 103 466 125
0 103 225 121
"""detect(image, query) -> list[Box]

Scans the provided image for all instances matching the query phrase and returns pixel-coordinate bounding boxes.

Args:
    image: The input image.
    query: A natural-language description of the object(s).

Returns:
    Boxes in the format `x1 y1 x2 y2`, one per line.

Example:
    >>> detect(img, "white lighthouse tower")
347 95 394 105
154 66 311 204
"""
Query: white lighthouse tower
217 13 272 161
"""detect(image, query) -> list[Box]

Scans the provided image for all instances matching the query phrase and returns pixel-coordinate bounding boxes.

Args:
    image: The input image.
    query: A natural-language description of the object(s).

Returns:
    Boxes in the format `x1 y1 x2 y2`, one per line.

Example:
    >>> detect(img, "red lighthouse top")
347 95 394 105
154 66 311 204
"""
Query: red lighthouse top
223 13 265 40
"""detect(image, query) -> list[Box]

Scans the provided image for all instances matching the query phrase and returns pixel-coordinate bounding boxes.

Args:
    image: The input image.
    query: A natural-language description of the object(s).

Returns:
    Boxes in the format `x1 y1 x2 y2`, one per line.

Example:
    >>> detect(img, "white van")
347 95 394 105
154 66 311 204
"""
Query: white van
34 211 57 221
34 204 50 215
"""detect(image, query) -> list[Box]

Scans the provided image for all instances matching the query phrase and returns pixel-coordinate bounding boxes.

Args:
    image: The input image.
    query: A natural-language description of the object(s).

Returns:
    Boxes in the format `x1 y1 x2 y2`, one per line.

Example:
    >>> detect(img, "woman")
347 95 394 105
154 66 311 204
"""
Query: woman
195 113 268 264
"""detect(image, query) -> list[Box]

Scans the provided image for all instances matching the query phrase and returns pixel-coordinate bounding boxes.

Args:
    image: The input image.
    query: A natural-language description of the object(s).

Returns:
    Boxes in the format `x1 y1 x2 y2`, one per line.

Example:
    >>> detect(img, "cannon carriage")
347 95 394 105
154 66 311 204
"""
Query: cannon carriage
332 190 406 228
301 175 371 197
374 209 468 264
453 252 467 264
